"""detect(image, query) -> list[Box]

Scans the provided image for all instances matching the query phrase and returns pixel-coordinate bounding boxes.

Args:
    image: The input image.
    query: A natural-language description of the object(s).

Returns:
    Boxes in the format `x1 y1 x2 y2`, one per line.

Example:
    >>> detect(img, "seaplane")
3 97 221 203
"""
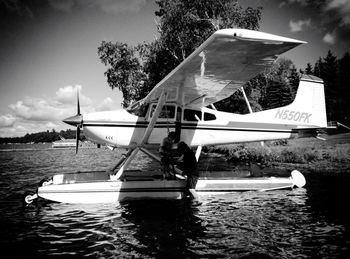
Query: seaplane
24 28 327 205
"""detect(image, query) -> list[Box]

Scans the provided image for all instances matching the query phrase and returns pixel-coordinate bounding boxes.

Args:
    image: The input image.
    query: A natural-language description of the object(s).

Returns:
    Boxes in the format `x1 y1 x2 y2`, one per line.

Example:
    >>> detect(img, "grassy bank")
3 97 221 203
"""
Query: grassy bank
203 133 350 173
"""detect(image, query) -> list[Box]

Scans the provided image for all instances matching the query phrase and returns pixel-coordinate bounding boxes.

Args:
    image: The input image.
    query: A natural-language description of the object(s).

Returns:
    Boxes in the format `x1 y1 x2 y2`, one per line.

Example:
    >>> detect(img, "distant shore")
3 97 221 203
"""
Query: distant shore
1 134 348 174
200 133 350 174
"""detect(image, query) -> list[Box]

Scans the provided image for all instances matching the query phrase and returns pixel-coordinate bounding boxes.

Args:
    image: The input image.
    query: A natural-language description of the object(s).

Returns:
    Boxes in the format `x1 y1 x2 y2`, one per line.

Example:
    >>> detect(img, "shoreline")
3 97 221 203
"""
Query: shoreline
200 133 350 175
198 153 350 178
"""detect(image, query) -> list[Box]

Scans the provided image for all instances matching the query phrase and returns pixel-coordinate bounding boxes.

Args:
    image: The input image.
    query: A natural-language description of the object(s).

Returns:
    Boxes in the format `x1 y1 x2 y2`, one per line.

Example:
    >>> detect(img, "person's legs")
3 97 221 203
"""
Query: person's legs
169 158 177 179
161 157 170 179
187 176 199 200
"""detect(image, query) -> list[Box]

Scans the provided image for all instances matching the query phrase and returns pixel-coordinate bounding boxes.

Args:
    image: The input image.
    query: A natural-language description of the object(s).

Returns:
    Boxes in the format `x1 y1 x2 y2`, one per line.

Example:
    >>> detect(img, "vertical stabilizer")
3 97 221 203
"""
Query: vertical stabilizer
272 75 327 128
289 75 327 127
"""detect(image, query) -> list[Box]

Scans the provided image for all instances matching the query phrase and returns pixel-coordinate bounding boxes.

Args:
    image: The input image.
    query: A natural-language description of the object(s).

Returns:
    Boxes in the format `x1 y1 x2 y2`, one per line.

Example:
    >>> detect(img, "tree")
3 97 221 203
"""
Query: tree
98 42 149 107
256 58 299 109
98 0 262 108
321 51 339 122
313 57 323 77
305 63 313 74
337 52 350 123
265 78 292 109
303 50 350 125
288 65 300 99
215 58 300 113
154 0 262 61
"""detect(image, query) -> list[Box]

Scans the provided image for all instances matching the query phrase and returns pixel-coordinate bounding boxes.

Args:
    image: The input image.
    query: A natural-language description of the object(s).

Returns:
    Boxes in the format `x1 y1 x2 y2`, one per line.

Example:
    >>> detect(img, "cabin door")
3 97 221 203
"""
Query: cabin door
147 104 177 144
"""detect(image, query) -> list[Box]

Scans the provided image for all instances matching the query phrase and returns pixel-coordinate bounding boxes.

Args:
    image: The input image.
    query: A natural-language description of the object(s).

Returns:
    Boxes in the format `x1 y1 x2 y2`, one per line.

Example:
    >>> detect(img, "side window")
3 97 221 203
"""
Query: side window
128 103 149 117
150 105 176 119
204 112 216 121
184 109 202 121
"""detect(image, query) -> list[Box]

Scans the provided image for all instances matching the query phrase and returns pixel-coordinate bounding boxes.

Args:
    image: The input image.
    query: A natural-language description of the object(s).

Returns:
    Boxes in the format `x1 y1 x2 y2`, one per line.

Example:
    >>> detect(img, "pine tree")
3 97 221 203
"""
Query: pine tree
337 52 350 124
305 63 313 74
288 65 300 100
321 51 339 122
265 78 292 109
313 58 323 77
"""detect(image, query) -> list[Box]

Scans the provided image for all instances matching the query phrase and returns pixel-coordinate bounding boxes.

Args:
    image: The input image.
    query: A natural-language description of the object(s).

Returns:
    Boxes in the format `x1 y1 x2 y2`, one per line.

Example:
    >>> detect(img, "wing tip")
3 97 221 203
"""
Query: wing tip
214 28 307 45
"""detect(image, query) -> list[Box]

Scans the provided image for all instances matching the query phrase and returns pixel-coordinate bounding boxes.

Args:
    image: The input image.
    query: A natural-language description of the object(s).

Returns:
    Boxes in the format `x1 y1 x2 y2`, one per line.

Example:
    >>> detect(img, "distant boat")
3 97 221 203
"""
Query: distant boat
52 136 76 148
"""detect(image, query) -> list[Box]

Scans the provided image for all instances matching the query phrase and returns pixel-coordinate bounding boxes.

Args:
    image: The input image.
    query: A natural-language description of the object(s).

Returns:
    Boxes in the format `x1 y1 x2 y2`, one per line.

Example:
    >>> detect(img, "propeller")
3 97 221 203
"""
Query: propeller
63 89 83 154
75 90 81 154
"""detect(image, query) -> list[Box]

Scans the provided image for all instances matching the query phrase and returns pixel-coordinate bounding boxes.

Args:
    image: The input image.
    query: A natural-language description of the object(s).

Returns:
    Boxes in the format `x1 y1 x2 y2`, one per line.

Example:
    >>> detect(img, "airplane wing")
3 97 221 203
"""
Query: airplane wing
128 28 306 111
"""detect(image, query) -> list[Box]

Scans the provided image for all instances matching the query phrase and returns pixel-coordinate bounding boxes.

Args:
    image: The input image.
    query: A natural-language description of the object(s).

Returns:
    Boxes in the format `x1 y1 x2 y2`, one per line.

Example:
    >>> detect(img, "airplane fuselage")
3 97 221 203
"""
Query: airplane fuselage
69 75 326 149
82 106 295 148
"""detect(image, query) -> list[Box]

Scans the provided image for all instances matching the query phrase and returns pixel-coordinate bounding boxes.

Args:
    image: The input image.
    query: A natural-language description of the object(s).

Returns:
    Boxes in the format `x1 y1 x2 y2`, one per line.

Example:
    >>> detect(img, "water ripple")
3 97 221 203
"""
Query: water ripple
1 146 350 258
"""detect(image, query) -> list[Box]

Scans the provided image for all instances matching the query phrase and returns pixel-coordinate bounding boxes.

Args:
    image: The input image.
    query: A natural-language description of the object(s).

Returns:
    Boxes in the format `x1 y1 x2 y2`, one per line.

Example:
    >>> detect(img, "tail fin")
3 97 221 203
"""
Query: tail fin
274 75 327 128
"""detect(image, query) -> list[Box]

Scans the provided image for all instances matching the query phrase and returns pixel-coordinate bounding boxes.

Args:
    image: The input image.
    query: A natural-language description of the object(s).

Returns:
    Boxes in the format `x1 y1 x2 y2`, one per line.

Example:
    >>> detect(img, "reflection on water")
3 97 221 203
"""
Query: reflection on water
0 146 350 258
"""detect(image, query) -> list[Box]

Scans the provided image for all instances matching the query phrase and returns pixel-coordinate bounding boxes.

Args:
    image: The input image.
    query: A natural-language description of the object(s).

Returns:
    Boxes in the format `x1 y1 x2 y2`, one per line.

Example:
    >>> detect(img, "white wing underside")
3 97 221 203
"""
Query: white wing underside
128 29 305 110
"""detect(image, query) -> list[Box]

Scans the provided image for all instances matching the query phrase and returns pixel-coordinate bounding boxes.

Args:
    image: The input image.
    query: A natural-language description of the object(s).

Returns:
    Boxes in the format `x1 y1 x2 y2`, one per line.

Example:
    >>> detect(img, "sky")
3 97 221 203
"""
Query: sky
0 0 349 137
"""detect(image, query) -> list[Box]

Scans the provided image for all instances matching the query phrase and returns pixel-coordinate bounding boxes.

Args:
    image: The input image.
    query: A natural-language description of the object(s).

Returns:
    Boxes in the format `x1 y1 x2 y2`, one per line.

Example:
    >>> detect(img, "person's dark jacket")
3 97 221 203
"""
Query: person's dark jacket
181 148 199 177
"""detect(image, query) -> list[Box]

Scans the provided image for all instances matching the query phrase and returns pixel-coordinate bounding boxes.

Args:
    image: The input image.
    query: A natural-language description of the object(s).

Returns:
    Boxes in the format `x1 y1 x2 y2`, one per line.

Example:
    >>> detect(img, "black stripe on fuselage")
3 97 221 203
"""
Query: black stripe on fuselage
83 122 297 133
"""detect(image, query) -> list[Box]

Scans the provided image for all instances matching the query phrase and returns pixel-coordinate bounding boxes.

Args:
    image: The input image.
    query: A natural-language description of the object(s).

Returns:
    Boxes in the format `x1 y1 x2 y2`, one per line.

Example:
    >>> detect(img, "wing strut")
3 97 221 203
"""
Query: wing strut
240 86 265 147
195 145 202 162
112 92 167 180
240 87 253 114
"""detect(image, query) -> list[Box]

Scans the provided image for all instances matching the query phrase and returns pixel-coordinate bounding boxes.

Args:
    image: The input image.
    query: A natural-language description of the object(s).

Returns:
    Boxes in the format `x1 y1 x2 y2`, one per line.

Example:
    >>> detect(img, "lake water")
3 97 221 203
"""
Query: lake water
0 145 349 258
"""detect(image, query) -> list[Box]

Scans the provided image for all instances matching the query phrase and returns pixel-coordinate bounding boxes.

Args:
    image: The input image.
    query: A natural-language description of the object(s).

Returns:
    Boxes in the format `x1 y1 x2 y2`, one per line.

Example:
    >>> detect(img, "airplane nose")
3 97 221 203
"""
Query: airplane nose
63 114 83 126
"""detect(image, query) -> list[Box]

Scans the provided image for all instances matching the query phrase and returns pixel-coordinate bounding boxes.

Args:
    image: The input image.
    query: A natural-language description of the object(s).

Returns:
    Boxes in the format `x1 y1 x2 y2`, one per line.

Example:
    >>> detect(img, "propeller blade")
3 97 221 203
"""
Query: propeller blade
76 126 80 154
77 88 81 115
76 88 81 154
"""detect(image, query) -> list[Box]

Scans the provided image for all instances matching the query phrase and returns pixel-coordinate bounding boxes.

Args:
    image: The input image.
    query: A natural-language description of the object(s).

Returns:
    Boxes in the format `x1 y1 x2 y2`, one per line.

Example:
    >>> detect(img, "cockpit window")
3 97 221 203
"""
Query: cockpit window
183 109 216 121
204 112 216 121
150 104 176 119
184 109 201 121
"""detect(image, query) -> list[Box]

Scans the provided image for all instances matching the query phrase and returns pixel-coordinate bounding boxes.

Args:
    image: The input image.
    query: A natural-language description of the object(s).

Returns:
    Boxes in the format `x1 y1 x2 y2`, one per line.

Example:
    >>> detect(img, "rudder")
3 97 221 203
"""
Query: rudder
273 75 327 128
289 75 327 127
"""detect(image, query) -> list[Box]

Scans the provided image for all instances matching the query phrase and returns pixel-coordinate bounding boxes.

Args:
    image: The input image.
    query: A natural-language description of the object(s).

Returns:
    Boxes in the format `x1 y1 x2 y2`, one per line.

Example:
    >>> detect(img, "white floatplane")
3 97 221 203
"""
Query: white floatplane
24 29 326 204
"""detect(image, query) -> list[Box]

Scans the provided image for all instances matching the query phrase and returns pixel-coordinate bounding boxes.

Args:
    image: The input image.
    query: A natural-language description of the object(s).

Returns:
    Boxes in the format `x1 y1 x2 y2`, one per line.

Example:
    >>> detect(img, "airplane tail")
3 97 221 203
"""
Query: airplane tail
273 74 327 128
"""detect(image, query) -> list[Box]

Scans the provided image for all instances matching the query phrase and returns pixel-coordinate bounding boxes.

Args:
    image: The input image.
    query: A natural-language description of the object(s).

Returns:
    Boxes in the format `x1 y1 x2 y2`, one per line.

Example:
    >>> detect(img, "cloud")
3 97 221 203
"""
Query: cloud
0 121 61 138
323 32 336 44
48 0 147 15
3 95 75 137
283 0 350 27
1 84 119 137
0 114 16 127
279 0 311 8
9 98 70 122
7 84 89 123
48 0 74 12
324 0 350 26
91 0 147 15
46 121 59 128
289 19 311 32
287 0 307 5
96 97 114 111
2 0 147 17
0 125 25 138
0 0 34 17
8 85 112 124
55 85 92 105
